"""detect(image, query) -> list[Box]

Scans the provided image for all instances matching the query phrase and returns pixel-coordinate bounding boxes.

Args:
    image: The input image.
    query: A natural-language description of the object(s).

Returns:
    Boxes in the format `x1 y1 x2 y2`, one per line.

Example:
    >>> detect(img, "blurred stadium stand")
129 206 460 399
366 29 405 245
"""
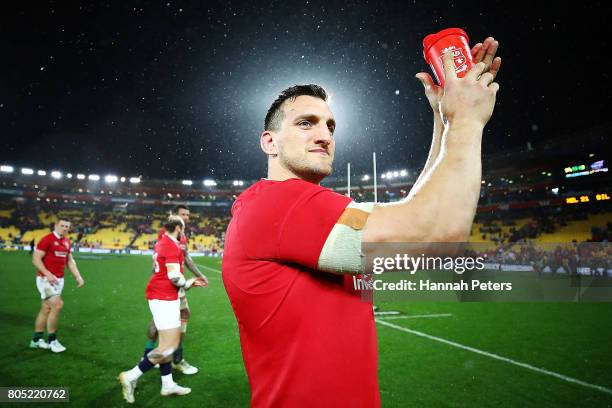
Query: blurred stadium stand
0 127 609 253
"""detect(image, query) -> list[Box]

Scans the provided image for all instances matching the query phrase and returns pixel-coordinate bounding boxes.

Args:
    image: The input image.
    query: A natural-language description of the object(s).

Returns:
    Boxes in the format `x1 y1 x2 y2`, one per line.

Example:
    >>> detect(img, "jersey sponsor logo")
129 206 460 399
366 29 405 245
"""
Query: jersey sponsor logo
54 251 68 258
54 242 59 246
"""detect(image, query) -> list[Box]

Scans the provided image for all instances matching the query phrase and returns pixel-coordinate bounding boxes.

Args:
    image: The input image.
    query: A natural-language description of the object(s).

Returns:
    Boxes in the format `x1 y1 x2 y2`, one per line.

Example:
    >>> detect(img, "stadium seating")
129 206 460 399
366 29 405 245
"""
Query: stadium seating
1 202 609 252
81 223 135 249
0 226 20 242
132 233 158 250
538 213 612 243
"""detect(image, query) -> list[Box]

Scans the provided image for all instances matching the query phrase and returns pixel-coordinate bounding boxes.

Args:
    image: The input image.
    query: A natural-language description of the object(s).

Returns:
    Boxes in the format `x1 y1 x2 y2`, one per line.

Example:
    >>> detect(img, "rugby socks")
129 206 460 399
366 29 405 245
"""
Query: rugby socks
32 332 44 342
47 332 57 342
137 358 155 374
173 343 183 364
125 357 154 382
160 363 174 388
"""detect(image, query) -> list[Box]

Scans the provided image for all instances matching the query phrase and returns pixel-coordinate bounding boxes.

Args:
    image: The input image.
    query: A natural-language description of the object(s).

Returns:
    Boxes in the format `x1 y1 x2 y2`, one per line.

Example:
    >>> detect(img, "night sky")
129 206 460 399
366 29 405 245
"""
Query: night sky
1 1 609 181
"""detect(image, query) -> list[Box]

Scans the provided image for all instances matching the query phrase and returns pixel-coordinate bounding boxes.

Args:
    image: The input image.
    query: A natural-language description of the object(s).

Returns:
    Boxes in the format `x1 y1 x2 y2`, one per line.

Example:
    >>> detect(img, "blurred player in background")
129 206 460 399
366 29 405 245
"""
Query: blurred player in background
119 215 207 403
142 204 208 375
222 37 501 407
30 219 85 353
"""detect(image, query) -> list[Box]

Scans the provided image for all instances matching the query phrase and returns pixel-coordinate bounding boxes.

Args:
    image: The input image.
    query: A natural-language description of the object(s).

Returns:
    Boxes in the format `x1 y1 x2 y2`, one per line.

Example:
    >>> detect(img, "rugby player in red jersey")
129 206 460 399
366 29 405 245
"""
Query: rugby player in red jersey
118 215 206 403
142 205 208 375
222 40 501 407
30 218 85 353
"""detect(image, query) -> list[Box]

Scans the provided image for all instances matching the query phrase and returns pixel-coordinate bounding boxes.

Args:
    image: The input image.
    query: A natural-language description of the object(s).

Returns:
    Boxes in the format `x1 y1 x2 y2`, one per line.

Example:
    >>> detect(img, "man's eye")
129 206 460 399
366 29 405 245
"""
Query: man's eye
298 121 311 128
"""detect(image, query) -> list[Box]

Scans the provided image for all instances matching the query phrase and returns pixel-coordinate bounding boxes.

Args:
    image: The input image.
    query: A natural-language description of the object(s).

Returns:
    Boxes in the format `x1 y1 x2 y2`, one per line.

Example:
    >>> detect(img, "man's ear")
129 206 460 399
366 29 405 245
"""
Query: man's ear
260 130 278 156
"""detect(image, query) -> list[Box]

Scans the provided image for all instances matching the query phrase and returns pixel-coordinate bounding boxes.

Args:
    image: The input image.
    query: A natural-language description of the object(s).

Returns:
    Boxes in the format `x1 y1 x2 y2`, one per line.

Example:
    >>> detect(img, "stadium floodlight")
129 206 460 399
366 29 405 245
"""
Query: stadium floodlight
37 170 47 176
203 179 217 187
393 171 399 178
105 175 118 183
182 180 193 186
1 165 14 173
362 175 370 181
21 168 34 175
88 174 100 181
233 180 244 186
76 174 86 180
51 171 62 179
381 174 386 179
120 177 126 182
66 173 73 179
129 177 141 184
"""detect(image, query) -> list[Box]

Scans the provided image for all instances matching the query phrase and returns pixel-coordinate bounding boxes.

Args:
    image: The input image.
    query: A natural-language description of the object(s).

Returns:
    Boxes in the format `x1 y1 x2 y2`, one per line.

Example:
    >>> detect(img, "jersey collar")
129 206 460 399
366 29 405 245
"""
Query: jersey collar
165 232 180 244
53 231 62 239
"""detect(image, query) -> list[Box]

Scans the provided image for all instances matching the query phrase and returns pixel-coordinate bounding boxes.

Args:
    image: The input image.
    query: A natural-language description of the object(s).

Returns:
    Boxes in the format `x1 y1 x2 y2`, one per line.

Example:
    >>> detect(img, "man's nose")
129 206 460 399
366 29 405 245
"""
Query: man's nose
314 125 332 145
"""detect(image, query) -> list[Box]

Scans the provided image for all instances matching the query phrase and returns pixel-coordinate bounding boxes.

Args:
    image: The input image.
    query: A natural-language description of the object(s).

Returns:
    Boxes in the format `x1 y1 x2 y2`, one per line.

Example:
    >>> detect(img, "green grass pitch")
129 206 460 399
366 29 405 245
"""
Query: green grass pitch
1 251 611 407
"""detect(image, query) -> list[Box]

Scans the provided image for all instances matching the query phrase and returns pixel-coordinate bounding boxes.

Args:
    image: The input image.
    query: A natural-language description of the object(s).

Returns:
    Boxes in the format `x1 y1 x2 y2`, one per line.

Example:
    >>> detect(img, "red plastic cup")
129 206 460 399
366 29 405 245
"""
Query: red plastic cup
423 28 473 87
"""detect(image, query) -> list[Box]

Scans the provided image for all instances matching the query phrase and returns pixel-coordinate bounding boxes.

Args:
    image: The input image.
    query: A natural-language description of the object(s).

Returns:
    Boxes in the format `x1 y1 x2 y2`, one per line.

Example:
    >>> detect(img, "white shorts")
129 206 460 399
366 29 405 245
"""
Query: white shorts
148 299 181 330
36 276 64 300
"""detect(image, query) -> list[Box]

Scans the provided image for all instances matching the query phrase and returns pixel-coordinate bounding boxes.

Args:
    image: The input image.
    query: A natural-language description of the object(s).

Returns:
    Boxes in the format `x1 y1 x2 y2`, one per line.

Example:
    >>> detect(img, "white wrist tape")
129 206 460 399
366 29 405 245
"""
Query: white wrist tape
167 263 185 287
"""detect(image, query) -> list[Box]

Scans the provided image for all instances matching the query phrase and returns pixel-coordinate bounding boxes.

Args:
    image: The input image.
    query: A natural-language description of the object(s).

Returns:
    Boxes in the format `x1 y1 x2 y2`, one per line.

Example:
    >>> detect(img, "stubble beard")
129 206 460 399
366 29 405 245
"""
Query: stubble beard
278 150 333 184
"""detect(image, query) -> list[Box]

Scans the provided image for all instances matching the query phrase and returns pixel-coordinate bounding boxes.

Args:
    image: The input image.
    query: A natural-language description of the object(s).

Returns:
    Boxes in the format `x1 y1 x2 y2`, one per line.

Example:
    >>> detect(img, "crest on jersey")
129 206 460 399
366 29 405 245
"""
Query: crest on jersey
54 242 59 246
439 46 469 74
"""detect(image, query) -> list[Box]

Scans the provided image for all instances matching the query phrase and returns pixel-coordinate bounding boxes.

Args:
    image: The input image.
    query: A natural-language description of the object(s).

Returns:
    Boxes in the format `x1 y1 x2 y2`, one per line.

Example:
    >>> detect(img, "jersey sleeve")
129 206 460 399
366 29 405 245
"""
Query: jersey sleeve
277 187 352 269
36 235 51 253
238 179 351 270
160 241 181 264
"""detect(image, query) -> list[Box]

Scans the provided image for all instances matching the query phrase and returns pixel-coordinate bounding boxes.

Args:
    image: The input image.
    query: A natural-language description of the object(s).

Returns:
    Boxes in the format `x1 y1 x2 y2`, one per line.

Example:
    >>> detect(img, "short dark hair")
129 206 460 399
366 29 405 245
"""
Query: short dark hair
173 204 189 213
264 84 328 131
163 215 184 232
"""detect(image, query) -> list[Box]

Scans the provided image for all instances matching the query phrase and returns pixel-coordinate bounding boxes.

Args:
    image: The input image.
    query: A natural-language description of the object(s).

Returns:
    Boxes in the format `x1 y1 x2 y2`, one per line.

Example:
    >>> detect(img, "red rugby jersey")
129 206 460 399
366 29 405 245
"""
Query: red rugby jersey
146 233 185 300
222 178 380 408
158 227 188 251
36 232 71 278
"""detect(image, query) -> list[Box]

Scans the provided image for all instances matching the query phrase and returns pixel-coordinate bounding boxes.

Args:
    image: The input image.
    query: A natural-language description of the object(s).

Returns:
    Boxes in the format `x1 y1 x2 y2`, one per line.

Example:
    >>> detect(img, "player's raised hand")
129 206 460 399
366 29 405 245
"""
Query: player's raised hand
471 37 501 81
415 71 443 113
416 37 501 114
439 51 500 127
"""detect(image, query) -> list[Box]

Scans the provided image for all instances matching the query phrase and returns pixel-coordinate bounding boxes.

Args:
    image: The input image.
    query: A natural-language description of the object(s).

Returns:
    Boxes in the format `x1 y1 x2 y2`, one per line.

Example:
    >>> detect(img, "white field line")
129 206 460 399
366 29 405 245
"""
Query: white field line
373 311 401 315
195 264 222 277
378 313 453 320
376 319 612 396
200 263 612 396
